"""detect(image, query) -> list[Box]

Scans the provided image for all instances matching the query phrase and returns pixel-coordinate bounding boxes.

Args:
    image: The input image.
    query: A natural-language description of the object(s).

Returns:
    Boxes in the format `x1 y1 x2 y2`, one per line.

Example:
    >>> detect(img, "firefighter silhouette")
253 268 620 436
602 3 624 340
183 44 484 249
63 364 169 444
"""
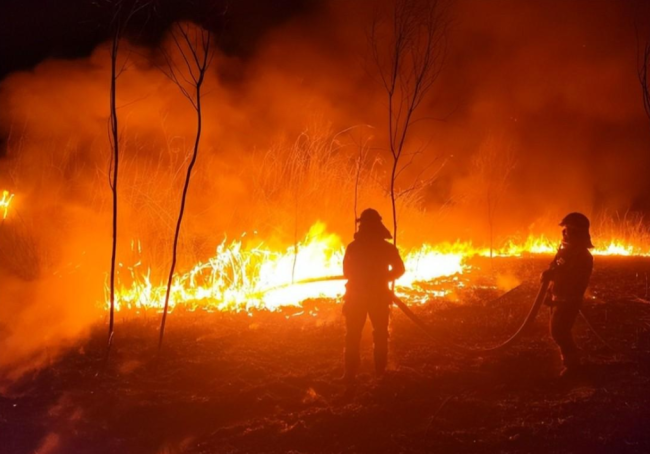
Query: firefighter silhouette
542 212 594 376
342 208 405 381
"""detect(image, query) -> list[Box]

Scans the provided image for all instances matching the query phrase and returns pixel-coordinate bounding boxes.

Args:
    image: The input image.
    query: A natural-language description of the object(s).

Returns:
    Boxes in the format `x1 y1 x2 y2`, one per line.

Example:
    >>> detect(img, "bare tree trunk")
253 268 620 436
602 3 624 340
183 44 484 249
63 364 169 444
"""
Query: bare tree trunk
390 159 399 246
369 0 449 249
158 24 212 351
353 131 365 233
159 88 203 349
105 0 150 354
108 30 119 347
354 161 361 233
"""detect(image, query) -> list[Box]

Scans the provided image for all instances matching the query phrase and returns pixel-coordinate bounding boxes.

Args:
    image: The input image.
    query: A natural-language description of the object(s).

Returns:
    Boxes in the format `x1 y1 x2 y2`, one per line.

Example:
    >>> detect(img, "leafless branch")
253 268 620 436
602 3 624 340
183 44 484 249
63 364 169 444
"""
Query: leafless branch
158 22 214 352
107 0 153 351
368 0 450 246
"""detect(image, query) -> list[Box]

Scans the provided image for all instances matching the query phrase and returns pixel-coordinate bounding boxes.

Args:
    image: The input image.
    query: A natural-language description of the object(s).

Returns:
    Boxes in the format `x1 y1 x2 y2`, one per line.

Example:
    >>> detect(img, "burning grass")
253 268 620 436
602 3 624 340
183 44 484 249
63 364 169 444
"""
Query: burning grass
109 220 650 316
2 256 650 454
0 190 13 219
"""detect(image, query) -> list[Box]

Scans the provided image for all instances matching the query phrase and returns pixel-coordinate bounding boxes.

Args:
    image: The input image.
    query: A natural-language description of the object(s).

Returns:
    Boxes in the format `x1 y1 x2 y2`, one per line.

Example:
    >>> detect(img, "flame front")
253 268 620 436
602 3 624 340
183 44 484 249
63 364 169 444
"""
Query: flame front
111 222 467 314
109 222 650 314
0 190 14 220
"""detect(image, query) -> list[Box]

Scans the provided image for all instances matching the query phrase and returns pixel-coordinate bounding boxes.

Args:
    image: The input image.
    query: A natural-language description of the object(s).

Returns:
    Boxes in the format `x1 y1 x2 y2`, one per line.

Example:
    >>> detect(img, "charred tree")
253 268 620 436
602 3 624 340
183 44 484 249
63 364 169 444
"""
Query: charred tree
368 0 449 246
157 23 213 351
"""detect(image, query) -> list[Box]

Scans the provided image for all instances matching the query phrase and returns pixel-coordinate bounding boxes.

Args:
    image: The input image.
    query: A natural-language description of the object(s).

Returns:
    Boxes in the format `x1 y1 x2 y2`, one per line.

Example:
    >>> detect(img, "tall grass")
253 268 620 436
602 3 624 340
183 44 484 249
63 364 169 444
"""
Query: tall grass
593 211 650 249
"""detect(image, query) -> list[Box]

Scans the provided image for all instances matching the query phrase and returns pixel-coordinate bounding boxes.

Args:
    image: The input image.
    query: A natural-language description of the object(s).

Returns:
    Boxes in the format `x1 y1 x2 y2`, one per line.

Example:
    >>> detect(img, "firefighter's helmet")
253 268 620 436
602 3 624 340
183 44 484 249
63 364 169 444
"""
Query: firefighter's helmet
357 208 382 223
559 212 590 230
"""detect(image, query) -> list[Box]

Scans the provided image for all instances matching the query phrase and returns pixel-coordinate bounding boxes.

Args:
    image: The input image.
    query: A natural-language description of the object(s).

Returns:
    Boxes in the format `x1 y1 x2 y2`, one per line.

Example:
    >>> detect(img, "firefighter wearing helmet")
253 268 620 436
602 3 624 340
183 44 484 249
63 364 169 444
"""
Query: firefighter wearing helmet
541 212 594 376
342 208 405 382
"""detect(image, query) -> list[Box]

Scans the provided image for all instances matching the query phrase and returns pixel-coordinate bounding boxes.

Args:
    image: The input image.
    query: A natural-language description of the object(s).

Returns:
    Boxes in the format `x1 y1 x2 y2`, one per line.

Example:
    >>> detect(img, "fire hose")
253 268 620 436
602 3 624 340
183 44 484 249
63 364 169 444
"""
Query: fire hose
391 279 551 353
270 275 613 354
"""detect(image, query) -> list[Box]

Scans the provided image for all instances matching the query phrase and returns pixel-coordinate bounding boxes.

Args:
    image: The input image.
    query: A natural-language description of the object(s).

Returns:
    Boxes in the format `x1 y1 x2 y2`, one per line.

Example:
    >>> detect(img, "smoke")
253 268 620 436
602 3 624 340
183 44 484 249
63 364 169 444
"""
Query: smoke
437 0 650 226
1 0 649 380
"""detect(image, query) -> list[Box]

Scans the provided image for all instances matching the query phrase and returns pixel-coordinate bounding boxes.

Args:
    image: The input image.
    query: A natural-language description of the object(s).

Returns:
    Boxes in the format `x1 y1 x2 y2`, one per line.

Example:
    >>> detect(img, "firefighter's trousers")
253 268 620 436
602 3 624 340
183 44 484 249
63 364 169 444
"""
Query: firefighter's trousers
550 299 582 368
344 299 390 376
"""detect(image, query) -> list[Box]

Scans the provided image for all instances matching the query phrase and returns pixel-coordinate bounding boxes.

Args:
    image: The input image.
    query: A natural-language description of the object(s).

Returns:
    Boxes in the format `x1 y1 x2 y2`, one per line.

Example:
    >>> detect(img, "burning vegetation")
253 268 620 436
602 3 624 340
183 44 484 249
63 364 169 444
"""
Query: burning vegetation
109 222 650 315
1 0 650 453
0 190 13 220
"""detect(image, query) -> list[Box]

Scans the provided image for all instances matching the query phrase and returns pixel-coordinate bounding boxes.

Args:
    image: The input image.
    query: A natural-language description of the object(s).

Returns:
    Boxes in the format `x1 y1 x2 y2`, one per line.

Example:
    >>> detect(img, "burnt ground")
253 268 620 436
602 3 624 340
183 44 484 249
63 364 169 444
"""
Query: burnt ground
2 257 650 454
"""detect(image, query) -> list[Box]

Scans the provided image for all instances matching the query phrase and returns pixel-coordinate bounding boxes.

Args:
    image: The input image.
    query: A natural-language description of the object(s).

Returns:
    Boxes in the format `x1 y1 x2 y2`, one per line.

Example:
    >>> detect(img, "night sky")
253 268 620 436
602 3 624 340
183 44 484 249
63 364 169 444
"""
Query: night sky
0 0 320 79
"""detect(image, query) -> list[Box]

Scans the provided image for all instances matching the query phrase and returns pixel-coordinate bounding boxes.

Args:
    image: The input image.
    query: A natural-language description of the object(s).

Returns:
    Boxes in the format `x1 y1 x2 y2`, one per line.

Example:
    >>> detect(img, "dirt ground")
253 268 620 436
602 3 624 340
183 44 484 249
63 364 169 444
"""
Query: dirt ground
2 257 650 454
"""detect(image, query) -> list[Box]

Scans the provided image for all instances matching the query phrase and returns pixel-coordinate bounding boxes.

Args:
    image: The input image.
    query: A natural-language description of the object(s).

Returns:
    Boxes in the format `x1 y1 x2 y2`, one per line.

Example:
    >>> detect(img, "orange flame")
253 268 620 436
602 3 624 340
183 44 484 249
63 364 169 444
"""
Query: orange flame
0 190 14 220
110 222 466 314
108 222 650 314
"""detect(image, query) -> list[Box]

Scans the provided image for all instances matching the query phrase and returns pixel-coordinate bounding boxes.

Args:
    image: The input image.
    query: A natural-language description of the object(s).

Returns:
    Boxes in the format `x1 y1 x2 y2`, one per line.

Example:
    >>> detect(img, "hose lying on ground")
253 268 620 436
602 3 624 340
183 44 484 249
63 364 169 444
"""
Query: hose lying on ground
394 281 617 354
282 274 618 354
263 274 551 354
392 279 550 353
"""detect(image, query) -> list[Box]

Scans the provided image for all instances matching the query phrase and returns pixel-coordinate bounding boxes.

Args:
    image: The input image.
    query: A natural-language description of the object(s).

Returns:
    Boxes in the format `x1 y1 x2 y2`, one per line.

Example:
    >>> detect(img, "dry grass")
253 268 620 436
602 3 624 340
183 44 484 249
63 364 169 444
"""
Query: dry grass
593 211 650 247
